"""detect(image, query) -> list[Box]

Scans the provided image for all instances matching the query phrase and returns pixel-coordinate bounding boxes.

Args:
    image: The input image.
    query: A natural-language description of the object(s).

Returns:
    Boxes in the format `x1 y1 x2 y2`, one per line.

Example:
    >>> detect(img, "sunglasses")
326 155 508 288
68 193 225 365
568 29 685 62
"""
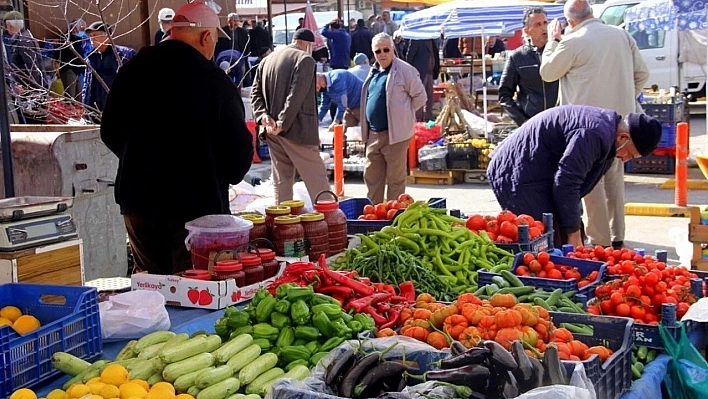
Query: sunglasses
374 48 391 54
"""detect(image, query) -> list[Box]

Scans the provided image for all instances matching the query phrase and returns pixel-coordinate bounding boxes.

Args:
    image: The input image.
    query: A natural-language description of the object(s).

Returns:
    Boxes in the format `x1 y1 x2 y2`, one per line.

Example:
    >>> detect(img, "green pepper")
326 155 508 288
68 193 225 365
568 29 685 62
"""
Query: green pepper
252 289 270 307
330 318 353 338
225 308 251 328
311 293 342 306
270 312 291 329
276 283 298 299
286 286 314 301
274 299 291 314
252 338 272 351
214 317 230 337
294 325 321 341
320 336 345 352
310 352 329 366
252 323 280 341
311 304 343 320
347 320 363 334
340 312 354 324
280 346 311 362
312 311 334 337
285 359 310 372
229 325 254 340
276 327 295 348
290 299 310 325
255 293 277 323
292 339 307 346
305 340 321 354
352 314 376 333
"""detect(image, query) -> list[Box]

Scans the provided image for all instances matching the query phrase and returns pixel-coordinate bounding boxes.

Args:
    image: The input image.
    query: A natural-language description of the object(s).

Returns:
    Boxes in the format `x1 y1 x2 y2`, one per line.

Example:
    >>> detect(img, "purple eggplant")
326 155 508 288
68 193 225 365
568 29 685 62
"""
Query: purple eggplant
450 341 467 355
482 340 518 371
426 364 490 392
440 347 491 369
543 344 568 386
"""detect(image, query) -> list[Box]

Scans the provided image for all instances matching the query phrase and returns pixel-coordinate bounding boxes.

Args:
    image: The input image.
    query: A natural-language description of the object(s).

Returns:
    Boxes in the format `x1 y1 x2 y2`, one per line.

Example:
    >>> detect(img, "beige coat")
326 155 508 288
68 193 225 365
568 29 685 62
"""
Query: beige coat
539 18 649 118
360 57 427 145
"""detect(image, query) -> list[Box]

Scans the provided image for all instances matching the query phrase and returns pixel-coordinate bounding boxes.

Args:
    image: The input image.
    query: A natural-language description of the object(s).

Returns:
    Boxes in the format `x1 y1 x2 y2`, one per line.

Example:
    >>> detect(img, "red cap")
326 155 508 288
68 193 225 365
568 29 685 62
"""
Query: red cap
172 2 228 37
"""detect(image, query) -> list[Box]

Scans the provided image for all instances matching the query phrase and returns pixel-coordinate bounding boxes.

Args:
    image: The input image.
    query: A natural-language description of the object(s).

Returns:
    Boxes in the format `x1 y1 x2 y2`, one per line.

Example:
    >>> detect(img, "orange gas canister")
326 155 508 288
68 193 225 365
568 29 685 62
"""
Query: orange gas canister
313 191 348 256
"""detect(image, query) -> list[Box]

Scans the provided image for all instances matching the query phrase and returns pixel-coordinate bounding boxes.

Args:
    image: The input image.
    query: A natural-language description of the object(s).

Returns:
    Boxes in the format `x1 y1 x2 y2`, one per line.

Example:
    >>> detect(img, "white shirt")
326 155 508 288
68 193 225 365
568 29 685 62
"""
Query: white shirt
348 65 370 82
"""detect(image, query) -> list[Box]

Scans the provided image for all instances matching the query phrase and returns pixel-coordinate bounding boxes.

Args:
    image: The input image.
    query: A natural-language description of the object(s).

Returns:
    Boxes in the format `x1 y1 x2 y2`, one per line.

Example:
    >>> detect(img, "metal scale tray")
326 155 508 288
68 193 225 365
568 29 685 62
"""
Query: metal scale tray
0 196 74 222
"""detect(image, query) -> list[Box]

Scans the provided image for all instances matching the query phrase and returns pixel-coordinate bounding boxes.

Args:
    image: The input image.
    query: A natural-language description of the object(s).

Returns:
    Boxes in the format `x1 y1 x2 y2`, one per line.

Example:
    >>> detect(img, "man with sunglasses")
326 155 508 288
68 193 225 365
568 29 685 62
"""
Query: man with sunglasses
360 33 426 204
487 105 662 249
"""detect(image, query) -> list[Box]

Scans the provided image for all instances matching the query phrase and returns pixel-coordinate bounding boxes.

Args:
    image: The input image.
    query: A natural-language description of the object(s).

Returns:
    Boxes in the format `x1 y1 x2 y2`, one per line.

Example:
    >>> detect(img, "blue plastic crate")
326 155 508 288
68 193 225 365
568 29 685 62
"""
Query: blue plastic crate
478 254 606 299
642 100 685 124
625 152 675 174
551 312 634 399
494 213 555 254
659 123 676 148
339 197 446 235
0 284 102 398
258 144 270 159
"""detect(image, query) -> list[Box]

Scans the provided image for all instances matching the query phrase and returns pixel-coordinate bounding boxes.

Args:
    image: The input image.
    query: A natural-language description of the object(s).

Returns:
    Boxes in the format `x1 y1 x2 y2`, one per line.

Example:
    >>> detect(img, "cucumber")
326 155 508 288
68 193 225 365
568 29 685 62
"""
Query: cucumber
160 335 209 363
163 352 215 382
174 367 214 393
227 344 261 373
546 289 563 307
196 377 240 399
51 352 91 376
214 334 254 363
205 335 223 353
491 276 509 288
635 362 645 373
128 359 159 380
134 331 176 354
157 333 190 357
238 353 278 385
138 343 166 359
631 364 641 379
637 345 648 360
115 340 138 361
147 372 164 385
646 349 658 363
245 367 284 395
187 386 202 397
500 270 525 287
195 365 233 389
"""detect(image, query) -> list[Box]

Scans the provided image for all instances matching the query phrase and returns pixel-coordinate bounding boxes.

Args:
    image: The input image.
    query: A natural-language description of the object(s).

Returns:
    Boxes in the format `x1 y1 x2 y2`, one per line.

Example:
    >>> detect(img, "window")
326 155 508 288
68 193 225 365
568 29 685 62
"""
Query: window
629 28 666 49
600 4 637 26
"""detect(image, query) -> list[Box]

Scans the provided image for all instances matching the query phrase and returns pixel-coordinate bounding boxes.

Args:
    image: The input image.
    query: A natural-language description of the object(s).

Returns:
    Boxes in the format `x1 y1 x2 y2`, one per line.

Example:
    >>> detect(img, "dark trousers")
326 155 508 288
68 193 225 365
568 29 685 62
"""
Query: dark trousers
553 218 587 249
124 213 192 275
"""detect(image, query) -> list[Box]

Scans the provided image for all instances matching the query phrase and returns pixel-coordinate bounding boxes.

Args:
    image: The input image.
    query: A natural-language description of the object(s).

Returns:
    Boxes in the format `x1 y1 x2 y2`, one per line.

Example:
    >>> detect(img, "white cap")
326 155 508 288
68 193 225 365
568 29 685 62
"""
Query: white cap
158 8 175 22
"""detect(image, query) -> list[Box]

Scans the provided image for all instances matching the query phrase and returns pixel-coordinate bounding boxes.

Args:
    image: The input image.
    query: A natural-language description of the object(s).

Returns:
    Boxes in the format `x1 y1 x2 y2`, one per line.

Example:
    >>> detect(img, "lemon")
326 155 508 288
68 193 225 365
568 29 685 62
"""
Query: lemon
12 315 41 335
86 378 102 385
10 388 37 399
87 382 106 395
99 384 121 399
89 395 104 399
46 389 68 399
174 395 194 399
1 306 22 323
119 382 147 399
101 364 129 386
148 383 174 395
67 384 90 399
0 317 13 327
128 380 149 392
144 389 174 399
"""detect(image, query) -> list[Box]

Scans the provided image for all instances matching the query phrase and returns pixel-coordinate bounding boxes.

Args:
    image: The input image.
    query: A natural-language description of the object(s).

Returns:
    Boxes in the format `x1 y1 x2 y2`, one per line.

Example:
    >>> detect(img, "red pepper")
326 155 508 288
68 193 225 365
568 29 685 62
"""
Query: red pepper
331 294 346 306
377 303 391 312
347 293 392 312
285 261 317 274
380 307 401 330
383 285 396 295
323 269 375 296
359 277 371 285
363 305 388 325
388 296 410 304
373 283 386 292
302 269 322 283
398 281 416 302
317 286 355 297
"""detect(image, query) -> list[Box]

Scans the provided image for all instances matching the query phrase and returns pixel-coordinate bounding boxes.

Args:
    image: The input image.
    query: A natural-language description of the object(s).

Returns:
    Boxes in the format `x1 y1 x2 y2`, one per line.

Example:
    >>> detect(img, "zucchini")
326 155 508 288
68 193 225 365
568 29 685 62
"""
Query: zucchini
115 358 146 371
128 359 159 380
195 365 234 389
238 353 278 385
227 395 260 399
205 335 223 353
174 367 214 393
137 342 165 359
61 360 109 390
159 335 209 363
227 344 262 373
134 331 176 354
245 367 284 395
187 386 202 397
157 333 190 357
214 334 253 363
51 352 91 376
163 353 215 382
282 364 309 381
147 372 164 385
196 377 240 399
115 340 138 361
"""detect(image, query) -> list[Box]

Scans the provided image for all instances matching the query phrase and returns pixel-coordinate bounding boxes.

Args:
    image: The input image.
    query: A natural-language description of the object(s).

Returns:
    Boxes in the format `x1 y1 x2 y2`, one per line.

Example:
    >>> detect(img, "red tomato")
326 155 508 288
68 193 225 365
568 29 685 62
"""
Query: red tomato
615 303 631 317
363 204 375 215
374 204 388 219
610 292 625 306
529 227 542 239
522 253 535 266
626 285 642 298
487 220 500 235
500 221 519 241
630 306 646 320
397 194 414 204
533 220 545 234
528 260 542 273
386 209 398 220
391 201 404 209
547 269 563 279
385 200 396 210
644 272 659 286
466 215 487 232
537 252 550 266
600 300 613 315
677 302 690 319
516 214 535 226
516 266 530 276
497 210 517 224
486 231 497 241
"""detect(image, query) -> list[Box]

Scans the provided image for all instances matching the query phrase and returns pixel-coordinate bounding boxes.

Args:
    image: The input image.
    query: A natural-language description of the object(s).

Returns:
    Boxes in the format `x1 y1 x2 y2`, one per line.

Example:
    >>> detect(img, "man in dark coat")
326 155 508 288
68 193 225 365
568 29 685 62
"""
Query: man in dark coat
350 19 373 61
406 38 439 122
487 105 662 248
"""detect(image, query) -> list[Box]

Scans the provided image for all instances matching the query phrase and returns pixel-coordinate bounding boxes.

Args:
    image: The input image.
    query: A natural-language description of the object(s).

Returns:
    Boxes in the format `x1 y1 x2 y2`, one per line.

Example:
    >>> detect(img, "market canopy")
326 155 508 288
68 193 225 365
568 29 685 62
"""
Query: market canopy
399 0 566 39
624 0 707 31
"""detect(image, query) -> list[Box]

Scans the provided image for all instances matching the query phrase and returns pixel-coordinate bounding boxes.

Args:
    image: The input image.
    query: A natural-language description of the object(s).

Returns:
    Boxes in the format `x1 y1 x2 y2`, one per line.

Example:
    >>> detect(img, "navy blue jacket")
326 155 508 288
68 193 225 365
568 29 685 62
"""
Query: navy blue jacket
83 45 136 111
318 70 363 121
350 27 373 61
487 105 620 232
322 25 351 68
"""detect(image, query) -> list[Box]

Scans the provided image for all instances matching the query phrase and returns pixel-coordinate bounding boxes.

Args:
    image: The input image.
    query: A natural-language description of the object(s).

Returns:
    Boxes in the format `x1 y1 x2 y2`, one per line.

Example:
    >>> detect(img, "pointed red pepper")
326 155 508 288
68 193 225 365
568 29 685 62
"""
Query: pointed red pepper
398 281 416 302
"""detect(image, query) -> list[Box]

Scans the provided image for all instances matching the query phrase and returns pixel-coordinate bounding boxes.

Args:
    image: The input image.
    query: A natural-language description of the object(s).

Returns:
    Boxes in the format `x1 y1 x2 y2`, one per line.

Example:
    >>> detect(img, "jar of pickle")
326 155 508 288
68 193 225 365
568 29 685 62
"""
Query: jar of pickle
272 215 306 258
265 206 291 233
241 214 268 243
313 191 348 256
280 200 307 215
251 248 279 279
300 213 329 261
239 252 264 285
213 260 246 286
183 269 212 281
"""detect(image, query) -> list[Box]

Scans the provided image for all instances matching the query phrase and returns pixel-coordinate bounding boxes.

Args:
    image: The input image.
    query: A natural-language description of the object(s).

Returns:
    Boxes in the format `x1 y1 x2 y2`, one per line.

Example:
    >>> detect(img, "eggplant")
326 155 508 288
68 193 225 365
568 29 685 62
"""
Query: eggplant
510 341 535 393
450 341 467 355
340 352 381 397
482 341 518 371
325 349 357 386
395 377 406 392
440 347 491 369
543 344 568 386
470 393 486 399
382 374 403 392
528 356 545 390
354 361 409 397
425 364 490 392
503 371 519 398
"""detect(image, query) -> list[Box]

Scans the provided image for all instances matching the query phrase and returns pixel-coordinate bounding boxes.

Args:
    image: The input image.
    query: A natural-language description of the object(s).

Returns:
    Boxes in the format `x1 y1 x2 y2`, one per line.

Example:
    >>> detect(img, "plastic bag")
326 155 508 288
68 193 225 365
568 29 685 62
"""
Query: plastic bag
660 323 708 399
418 145 448 162
515 385 593 399
99 291 170 341
670 227 693 266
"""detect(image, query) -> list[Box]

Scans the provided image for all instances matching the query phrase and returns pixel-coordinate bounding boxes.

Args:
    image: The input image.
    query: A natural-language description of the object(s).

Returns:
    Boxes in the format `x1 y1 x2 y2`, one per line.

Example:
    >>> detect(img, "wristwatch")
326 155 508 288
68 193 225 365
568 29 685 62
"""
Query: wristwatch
554 38 561 43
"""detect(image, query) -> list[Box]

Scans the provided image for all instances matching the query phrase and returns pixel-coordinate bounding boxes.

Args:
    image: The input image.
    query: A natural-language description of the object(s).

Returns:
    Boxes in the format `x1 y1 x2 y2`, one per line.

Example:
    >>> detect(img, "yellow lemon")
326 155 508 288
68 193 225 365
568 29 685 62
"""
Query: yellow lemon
144 389 173 399
12 315 41 335
0 317 13 327
89 395 103 399
86 378 102 385
128 380 149 392
119 383 147 399
10 388 37 399
87 382 106 396
99 384 121 399
46 389 68 399
1 306 22 322
148 383 174 395
101 364 129 386
174 395 194 399
67 384 90 399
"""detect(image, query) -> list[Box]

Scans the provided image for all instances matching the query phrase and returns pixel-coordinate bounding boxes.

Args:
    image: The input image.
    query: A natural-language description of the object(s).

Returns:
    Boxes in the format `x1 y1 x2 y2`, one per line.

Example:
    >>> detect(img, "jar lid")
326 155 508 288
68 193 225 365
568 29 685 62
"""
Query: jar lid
274 215 301 225
280 200 305 208
314 200 339 212
241 214 266 224
214 260 243 272
266 206 291 215
239 253 262 266
300 212 325 222
185 215 253 234
183 269 212 280
252 248 276 260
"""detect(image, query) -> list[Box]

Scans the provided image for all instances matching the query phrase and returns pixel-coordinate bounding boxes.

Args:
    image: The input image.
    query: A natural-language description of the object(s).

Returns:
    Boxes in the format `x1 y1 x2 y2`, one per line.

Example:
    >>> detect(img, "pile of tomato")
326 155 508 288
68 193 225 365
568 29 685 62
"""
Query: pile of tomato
515 252 600 288
566 246 659 272
465 210 546 243
357 194 415 221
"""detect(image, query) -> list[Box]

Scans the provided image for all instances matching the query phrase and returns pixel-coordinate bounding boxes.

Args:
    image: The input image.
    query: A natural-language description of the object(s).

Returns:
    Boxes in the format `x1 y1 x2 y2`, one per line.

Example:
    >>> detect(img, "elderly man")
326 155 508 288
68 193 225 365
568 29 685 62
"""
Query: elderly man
540 0 649 249
488 105 662 248
217 13 250 56
251 29 331 204
348 53 371 81
100 1 253 274
4 11 46 89
372 10 398 35
360 33 426 204
154 8 174 44
499 8 559 126
316 69 363 133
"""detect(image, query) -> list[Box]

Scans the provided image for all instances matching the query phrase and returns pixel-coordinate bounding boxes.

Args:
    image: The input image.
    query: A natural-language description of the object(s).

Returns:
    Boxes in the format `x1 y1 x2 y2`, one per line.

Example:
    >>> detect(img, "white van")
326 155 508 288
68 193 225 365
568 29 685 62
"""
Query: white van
599 0 706 98
271 11 364 47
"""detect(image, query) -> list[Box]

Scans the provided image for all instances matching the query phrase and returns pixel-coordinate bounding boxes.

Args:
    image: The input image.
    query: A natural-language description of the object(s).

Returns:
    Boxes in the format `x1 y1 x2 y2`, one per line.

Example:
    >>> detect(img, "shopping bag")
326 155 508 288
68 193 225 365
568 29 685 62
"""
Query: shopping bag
659 323 708 399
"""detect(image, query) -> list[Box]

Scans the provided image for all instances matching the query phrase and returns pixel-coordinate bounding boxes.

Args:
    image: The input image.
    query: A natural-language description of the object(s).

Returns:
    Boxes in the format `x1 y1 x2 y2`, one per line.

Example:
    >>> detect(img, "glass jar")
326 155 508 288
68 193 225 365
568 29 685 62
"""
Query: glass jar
313 191 348 256
242 214 268 244
272 215 306 258
252 248 279 279
213 260 246 287
183 269 212 281
265 206 291 233
280 200 307 215
240 253 265 285
301 213 329 262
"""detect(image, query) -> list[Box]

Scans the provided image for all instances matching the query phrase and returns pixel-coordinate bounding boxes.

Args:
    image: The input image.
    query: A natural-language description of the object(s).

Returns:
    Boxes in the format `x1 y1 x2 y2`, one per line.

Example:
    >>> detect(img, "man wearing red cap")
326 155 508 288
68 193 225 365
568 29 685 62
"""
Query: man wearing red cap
101 2 253 275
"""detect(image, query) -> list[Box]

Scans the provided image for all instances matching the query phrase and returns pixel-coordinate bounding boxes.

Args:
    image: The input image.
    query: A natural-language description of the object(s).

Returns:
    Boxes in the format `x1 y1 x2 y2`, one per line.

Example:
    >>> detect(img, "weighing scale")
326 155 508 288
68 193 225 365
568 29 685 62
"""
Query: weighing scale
0 197 78 251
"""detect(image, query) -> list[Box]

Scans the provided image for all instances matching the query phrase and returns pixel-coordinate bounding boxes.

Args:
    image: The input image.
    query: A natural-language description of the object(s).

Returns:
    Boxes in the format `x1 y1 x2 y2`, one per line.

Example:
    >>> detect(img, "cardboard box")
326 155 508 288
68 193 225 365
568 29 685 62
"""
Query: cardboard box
130 257 307 309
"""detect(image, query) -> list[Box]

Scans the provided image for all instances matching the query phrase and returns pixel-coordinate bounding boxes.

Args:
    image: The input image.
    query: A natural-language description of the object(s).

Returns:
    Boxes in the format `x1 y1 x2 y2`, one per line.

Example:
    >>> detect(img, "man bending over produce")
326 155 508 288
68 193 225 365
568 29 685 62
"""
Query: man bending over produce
487 105 661 248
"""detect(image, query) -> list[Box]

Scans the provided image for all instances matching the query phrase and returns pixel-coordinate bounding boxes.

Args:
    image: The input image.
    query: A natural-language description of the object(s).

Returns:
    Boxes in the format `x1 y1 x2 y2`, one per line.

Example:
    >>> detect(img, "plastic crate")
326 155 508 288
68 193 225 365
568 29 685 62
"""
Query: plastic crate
418 158 447 171
339 197 446 235
494 213 555 254
659 123 676 148
258 144 270 160
551 312 634 399
625 152 675 174
446 158 473 170
478 253 606 299
642 100 684 124
0 284 102 398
